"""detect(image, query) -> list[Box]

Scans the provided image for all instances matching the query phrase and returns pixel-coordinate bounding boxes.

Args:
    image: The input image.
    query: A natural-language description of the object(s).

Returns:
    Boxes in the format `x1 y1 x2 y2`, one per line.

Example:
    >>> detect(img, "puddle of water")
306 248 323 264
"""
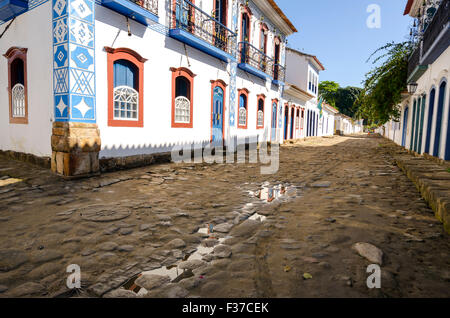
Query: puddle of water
249 213 267 222
0 178 22 187
252 184 299 203
123 234 229 296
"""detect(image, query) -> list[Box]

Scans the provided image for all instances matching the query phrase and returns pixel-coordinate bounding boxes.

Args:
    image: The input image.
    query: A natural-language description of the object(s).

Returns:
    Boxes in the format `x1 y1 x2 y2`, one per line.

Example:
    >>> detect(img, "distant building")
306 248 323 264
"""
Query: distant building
283 48 325 140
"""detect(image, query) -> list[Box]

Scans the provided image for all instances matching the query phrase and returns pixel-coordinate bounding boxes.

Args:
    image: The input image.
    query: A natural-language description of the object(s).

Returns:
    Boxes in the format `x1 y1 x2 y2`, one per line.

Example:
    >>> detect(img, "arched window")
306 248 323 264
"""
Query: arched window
106 47 146 127
171 67 195 128
238 88 249 129
175 76 191 124
113 59 138 121
4 47 28 124
257 94 265 129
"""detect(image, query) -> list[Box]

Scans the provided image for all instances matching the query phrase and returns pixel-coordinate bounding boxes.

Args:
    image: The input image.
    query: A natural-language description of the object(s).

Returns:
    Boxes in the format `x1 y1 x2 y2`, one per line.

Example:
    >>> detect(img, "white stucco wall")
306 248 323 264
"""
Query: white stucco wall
0 3 53 157
95 2 286 158
396 46 449 158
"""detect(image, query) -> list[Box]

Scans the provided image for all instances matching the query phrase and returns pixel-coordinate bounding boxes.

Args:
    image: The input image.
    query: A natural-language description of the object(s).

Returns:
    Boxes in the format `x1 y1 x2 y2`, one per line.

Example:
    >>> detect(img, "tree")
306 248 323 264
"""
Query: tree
336 86 363 118
319 81 339 107
319 81 362 118
357 42 411 125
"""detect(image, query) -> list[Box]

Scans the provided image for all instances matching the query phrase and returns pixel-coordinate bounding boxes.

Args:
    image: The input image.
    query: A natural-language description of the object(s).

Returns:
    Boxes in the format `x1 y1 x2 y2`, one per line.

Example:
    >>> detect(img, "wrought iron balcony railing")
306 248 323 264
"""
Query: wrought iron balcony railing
407 0 449 80
422 0 449 55
408 43 421 79
130 0 158 16
170 0 237 56
273 63 286 83
238 42 274 78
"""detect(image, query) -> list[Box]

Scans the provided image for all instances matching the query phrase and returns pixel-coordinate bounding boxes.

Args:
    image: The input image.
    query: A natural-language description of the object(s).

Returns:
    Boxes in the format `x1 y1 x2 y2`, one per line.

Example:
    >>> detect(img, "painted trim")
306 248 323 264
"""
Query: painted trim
271 98 278 141
107 47 145 127
210 79 227 142
4 47 28 124
237 88 249 129
256 93 265 129
171 67 196 128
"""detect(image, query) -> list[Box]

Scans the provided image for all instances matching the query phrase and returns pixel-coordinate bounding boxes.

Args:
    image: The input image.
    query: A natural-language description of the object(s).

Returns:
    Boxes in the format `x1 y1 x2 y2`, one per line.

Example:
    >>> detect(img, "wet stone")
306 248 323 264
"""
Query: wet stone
202 239 219 248
214 223 234 233
213 245 232 259
178 259 206 271
0 285 8 293
135 274 171 291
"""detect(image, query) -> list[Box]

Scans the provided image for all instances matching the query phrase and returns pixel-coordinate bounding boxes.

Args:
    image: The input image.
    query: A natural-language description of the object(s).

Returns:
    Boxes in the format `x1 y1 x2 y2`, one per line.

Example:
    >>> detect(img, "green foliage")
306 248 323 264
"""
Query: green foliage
357 42 412 125
319 81 339 107
336 86 363 117
318 81 362 118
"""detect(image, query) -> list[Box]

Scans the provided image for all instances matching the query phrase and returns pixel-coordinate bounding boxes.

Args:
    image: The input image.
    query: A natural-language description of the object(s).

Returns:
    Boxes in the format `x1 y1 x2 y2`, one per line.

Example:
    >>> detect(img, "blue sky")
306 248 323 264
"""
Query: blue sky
277 0 412 88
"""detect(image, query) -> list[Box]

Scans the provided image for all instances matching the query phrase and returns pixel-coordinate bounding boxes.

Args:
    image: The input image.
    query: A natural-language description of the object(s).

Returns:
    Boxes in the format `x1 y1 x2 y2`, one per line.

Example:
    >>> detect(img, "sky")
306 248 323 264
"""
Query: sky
277 0 412 88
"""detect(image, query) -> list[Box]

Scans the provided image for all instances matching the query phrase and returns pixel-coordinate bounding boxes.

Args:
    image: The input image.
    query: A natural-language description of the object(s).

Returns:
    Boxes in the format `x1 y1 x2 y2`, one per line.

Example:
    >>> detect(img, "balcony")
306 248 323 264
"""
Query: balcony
273 63 286 85
101 0 158 26
238 42 274 81
169 0 237 63
408 0 449 82
0 0 28 23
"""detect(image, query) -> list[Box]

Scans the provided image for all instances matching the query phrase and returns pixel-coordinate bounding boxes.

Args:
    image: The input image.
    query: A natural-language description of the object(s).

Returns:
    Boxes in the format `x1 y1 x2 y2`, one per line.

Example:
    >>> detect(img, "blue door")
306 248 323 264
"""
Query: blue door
212 86 224 143
417 95 426 154
402 107 409 147
410 99 417 150
424 89 435 154
271 101 277 141
284 106 288 140
433 81 446 157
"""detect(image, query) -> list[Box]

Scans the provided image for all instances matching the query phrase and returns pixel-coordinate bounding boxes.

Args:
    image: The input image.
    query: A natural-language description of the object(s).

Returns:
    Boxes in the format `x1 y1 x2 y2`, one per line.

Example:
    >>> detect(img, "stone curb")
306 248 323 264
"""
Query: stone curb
394 155 450 235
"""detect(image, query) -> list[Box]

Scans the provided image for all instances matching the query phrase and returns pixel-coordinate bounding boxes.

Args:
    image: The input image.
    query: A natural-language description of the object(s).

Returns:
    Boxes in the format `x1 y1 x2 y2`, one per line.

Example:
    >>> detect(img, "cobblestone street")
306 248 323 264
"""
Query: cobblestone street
0 134 449 298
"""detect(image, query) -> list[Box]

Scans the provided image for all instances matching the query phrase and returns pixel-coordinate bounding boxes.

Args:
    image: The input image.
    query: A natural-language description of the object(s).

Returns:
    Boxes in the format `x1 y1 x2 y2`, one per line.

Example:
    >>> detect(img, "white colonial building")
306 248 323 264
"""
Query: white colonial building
0 0 297 176
382 0 449 161
283 47 328 140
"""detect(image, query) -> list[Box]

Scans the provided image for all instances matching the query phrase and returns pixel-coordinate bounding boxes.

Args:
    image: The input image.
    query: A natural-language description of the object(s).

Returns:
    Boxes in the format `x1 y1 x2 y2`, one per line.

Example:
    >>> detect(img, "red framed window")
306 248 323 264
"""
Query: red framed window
4 47 28 124
240 5 252 43
105 47 146 127
256 94 265 129
260 23 268 54
171 67 195 128
237 88 249 129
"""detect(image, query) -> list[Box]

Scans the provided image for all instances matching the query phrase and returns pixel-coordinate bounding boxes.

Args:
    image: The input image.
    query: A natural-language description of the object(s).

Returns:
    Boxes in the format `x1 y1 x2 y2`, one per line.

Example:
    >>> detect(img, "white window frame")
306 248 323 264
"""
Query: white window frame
11 83 25 118
174 96 191 124
113 85 139 121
